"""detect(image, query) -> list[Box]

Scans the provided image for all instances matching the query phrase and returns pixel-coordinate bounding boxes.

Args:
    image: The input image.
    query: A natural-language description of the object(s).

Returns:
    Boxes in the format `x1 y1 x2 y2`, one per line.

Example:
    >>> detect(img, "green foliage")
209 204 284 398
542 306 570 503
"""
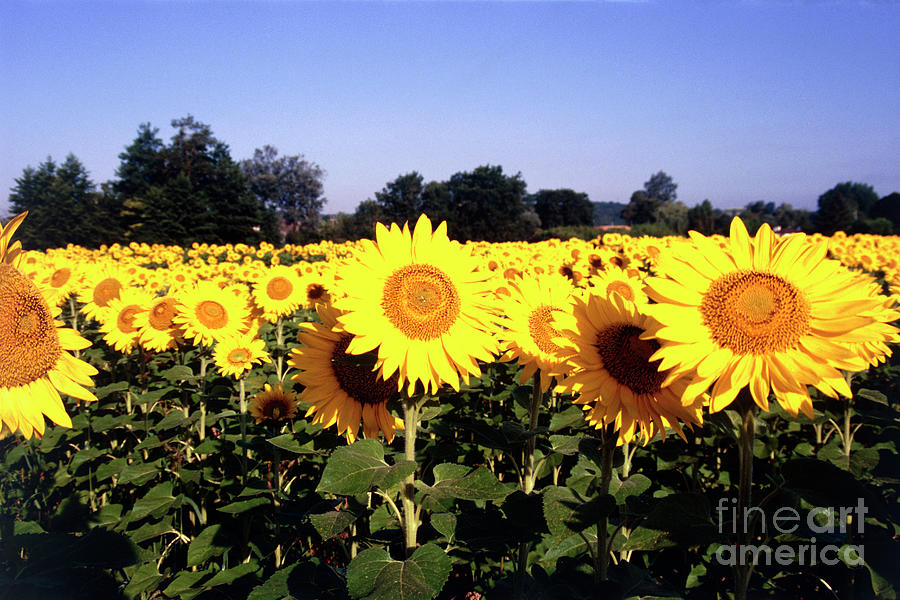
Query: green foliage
9 154 118 249
816 181 881 234
241 145 325 243
531 189 594 229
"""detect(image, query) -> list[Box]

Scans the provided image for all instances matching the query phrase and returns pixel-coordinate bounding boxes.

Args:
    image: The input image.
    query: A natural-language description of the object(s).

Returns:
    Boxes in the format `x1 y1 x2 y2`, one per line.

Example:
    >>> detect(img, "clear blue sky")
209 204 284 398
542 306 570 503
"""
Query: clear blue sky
2 1 898 217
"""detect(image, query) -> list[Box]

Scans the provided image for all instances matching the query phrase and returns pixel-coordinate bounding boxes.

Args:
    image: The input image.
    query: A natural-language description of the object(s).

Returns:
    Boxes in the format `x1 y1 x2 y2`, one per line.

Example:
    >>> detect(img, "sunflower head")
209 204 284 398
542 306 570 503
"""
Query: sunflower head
645 217 898 417
249 383 299 424
553 292 703 445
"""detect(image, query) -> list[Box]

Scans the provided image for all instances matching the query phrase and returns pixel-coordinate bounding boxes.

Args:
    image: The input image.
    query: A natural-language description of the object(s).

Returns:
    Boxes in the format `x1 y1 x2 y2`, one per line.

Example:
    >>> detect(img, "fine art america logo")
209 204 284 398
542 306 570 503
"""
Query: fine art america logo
714 496 867 567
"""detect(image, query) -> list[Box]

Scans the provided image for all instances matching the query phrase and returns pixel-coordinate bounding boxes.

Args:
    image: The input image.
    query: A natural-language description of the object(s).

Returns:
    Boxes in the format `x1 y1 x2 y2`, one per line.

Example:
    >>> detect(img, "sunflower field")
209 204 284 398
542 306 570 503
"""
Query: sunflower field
1 212 899 600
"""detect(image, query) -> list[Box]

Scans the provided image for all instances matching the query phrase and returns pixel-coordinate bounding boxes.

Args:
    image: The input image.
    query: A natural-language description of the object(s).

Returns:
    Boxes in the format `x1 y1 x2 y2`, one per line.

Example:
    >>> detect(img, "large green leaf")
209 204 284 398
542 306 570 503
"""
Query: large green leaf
543 486 614 541
317 439 416 495
418 465 513 502
187 524 229 567
309 510 357 540
346 543 451 600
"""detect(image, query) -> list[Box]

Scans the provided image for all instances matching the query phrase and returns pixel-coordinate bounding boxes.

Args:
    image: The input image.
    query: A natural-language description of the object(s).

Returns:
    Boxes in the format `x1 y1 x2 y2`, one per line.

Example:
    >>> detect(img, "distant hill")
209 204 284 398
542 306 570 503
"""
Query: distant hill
593 201 627 226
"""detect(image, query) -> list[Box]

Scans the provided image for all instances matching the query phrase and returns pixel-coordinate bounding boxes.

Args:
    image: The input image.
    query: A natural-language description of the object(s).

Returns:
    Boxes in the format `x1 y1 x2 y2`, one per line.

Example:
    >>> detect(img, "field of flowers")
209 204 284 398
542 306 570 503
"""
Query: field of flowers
1 212 898 600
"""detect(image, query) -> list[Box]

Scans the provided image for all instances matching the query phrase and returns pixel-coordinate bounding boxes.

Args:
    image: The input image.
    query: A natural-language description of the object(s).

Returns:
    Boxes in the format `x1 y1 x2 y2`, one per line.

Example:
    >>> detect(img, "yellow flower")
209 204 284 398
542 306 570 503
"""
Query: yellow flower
291 304 403 443
553 293 703 445
335 215 499 395
98 287 154 353
76 262 132 322
173 280 250 347
213 333 271 379
133 295 183 352
0 213 97 439
249 383 299 424
587 268 648 305
498 273 575 392
251 265 304 319
644 218 898 417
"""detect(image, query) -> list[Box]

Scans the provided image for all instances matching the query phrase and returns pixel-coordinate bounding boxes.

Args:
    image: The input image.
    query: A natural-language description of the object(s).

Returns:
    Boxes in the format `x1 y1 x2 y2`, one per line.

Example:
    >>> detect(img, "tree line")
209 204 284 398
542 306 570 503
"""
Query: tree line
6 117 898 249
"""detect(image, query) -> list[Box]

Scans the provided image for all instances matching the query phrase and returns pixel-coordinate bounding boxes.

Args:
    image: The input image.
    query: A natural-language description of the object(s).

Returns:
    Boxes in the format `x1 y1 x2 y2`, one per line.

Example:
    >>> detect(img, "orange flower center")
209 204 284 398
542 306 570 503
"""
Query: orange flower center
266 276 293 301
700 271 811 354
196 300 228 329
382 264 460 340
92 277 122 307
0 264 62 387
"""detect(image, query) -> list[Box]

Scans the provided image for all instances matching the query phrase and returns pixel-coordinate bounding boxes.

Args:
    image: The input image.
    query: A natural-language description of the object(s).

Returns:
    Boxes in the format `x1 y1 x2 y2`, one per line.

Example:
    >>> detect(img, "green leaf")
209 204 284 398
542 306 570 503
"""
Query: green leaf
69 448 104 471
94 380 130 400
431 513 456 541
187 524 229 567
117 460 161 486
124 562 164 599
543 486 614 541
419 465 513 502
317 439 415 495
267 432 317 454
128 518 174 544
134 387 175 405
549 434 581 455
346 543 451 600
857 388 889 406
203 561 258 588
161 365 196 382
541 530 597 564
163 570 210 597
247 564 299 600
609 472 652 504
549 406 585 432
620 493 717 551
217 496 270 514
309 510 357 540
95 457 128 482
128 482 178 522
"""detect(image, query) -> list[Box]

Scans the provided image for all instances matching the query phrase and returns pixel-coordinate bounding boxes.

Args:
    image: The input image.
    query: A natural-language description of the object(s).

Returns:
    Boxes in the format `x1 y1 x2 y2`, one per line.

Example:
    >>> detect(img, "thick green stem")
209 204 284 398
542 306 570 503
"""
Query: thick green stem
735 389 756 600
275 317 285 381
596 424 616 583
515 371 544 598
239 377 248 479
401 397 420 556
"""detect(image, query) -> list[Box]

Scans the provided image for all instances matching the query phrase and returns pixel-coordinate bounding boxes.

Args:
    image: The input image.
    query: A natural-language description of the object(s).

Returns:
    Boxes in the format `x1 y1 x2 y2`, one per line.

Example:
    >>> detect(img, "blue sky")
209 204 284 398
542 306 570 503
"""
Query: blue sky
2 1 898 217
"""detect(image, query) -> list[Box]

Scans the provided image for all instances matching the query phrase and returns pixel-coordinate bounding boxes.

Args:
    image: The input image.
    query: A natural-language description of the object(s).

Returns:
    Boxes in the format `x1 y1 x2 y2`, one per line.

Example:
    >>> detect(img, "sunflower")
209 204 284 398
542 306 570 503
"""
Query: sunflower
98 287 154 353
552 293 703 445
644 218 899 417
251 265 304 319
335 214 499 395
587 268 648 305
249 383 299 424
0 213 98 439
134 295 183 352
77 263 132 322
173 279 251 347
498 273 575 392
213 332 271 378
297 270 335 309
291 304 403 443
38 258 80 307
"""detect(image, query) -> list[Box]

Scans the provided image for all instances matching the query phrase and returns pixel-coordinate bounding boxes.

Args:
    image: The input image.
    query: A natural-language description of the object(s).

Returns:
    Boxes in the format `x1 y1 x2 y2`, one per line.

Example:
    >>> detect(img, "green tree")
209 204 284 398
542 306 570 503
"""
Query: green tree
592 201 627 226
9 154 118 249
112 117 275 245
621 191 661 225
870 192 900 233
687 199 716 235
240 145 325 242
374 172 426 226
654 200 689 235
442 165 534 242
644 171 677 203
532 189 593 229
816 181 880 235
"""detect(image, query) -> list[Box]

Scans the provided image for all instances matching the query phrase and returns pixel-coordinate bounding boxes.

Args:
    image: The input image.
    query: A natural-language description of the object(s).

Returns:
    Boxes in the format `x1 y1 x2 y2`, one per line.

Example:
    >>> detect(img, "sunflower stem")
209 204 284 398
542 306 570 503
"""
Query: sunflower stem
735 389 757 600
401 396 420 556
595 423 617 584
275 317 285 381
239 376 248 480
515 371 545 598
